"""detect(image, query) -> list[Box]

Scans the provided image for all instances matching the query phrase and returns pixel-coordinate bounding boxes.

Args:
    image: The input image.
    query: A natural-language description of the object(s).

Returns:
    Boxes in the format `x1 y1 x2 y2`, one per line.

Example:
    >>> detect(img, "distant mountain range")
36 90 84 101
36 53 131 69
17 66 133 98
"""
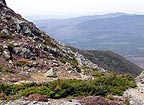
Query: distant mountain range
34 13 144 57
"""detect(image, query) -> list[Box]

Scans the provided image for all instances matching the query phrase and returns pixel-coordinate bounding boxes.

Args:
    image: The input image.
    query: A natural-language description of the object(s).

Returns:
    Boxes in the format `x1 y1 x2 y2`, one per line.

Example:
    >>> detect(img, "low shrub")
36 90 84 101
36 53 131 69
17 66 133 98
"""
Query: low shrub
19 86 51 97
0 71 136 99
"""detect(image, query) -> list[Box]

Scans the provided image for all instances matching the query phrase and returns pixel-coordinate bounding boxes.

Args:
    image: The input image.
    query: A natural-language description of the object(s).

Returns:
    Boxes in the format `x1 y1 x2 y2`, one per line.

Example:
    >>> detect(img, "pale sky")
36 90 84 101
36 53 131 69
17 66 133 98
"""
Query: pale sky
7 0 144 18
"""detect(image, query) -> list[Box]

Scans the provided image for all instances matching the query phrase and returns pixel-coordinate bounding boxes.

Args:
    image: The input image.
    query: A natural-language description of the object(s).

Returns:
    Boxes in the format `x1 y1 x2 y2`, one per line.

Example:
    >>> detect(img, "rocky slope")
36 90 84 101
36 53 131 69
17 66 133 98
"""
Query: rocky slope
123 72 144 105
0 96 123 105
0 0 107 84
0 0 140 85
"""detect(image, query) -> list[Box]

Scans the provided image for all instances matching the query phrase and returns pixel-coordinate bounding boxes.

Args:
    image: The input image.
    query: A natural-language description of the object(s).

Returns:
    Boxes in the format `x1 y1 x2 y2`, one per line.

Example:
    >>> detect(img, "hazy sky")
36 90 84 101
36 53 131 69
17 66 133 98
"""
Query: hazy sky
7 0 144 18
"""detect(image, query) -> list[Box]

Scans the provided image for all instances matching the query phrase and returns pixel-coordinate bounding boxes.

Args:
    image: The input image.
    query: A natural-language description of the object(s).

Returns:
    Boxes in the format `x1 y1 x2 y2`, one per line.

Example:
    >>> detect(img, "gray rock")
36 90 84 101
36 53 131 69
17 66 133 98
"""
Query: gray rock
20 48 32 59
20 22 32 35
3 50 10 59
61 101 81 105
3 44 8 49
13 47 21 54
1 29 9 35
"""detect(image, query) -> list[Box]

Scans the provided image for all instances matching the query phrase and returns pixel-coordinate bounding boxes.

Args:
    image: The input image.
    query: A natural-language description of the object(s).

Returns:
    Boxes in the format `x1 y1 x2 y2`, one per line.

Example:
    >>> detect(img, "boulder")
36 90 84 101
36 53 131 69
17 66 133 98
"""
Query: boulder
28 94 48 102
19 22 32 35
45 68 57 78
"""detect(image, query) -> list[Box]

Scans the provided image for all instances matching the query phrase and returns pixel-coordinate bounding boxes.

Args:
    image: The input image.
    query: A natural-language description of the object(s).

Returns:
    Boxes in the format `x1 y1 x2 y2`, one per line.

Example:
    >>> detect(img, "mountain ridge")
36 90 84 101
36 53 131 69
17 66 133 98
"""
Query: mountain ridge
34 13 144 58
70 47 142 76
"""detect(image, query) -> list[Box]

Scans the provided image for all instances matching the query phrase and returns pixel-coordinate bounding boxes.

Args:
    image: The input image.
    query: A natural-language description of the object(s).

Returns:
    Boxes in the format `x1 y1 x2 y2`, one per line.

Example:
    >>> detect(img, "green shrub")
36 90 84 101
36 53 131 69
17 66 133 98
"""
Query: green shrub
19 86 51 97
0 83 13 95
0 71 136 99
